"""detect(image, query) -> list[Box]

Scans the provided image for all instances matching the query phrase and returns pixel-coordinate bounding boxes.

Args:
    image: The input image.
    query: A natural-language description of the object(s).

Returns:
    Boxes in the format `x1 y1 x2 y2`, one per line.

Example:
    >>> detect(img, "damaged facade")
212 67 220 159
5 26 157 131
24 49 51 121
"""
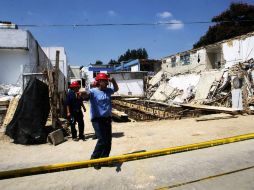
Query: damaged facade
109 72 147 97
150 32 254 109
161 31 254 75
113 32 254 121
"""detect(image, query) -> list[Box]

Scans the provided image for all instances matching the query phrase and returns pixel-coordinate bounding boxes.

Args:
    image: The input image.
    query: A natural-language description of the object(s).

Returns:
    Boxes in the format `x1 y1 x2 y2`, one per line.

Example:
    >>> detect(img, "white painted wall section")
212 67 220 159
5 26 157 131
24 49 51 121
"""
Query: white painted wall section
0 50 28 84
42 47 68 77
115 79 144 96
0 29 27 48
0 30 52 87
131 64 139 72
168 74 200 91
223 35 254 68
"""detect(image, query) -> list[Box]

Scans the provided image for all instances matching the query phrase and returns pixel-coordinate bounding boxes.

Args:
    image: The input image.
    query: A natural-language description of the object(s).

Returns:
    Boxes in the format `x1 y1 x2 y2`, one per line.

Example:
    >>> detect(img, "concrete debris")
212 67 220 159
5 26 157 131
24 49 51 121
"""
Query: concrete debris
195 113 237 122
113 59 254 121
0 84 21 127
112 109 129 122
0 84 21 97
47 129 65 146
147 59 254 111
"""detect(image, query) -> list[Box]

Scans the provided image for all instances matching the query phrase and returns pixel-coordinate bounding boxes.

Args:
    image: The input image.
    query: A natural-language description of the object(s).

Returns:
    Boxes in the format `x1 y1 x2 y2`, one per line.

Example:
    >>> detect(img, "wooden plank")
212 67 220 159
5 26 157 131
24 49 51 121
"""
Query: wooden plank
123 98 140 101
2 96 20 127
196 113 237 121
112 109 129 121
180 103 239 113
0 101 9 106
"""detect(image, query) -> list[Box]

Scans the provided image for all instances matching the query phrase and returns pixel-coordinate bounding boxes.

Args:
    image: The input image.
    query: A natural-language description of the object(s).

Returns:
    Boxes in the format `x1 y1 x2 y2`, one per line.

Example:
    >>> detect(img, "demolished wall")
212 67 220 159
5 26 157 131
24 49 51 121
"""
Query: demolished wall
110 72 146 97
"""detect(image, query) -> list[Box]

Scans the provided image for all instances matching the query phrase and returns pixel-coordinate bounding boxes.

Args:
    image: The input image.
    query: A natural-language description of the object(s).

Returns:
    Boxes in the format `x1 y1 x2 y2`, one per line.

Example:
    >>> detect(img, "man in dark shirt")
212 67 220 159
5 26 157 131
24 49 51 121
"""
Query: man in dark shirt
66 81 86 141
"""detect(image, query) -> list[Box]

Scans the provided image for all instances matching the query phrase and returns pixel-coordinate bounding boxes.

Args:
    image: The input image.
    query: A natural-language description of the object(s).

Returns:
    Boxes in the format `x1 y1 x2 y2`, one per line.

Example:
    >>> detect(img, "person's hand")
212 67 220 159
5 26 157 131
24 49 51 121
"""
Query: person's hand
67 112 71 118
109 77 115 82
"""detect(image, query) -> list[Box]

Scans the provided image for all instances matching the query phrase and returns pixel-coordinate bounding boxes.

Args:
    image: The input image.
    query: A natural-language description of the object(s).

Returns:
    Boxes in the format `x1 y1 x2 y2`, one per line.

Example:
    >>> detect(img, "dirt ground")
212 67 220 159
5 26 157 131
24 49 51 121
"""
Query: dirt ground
0 104 254 171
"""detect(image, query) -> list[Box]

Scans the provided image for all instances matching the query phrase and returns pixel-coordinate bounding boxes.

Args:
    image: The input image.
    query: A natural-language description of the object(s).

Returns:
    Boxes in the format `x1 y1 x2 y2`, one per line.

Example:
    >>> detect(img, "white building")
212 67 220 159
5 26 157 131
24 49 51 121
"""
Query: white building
42 47 68 92
0 24 52 88
161 31 254 76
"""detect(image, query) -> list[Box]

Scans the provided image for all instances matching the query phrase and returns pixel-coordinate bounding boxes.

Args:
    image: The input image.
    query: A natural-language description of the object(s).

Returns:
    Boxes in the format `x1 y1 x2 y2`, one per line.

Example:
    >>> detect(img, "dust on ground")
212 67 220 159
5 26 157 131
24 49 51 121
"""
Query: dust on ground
0 103 253 171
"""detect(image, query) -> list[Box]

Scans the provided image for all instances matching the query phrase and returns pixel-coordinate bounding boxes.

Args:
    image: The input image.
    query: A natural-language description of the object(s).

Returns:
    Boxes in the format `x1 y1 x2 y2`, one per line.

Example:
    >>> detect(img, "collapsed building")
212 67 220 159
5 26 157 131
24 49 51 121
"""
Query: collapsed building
113 31 254 121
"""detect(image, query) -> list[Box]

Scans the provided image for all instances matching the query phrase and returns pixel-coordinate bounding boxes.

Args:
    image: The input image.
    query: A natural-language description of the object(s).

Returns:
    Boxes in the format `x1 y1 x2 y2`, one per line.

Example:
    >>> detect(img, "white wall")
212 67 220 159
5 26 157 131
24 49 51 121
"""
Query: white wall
0 29 27 48
131 64 139 72
115 79 144 96
0 29 52 87
110 72 145 96
69 66 81 79
82 67 94 88
42 47 68 92
0 49 28 84
161 49 207 76
42 47 68 77
223 35 254 68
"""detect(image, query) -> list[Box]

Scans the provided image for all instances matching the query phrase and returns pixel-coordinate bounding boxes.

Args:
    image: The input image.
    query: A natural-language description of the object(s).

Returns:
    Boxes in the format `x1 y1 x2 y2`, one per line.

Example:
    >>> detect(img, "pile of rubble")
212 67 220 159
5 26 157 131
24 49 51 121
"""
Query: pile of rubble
147 59 254 112
112 59 254 121
0 84 21 126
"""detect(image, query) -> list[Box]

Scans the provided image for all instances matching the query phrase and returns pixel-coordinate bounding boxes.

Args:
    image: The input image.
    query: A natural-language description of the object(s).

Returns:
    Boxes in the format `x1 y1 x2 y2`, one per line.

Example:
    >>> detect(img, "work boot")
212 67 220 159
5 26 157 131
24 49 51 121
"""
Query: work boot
72 138 79 141
90 157 101 170
79 136 86 141
93 165 101 170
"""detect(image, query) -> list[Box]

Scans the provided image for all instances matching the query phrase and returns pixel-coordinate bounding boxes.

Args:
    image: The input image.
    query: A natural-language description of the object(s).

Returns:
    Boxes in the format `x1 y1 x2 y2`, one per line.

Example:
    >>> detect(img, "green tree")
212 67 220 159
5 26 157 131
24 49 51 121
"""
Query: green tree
95 60 103 65
142 48 148 59
193 3 254 48
108 59 119 65
117 48 149 62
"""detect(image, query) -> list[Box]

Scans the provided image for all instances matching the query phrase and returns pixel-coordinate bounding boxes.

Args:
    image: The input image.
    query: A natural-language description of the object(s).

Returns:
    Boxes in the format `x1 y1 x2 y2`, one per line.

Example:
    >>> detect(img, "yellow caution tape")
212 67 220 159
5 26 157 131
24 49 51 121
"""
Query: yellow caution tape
0 133 254 180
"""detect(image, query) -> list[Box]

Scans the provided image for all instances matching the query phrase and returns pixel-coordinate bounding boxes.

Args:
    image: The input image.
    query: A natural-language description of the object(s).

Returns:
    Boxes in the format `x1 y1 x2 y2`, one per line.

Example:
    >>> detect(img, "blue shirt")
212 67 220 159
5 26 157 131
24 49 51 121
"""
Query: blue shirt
89 87 114 119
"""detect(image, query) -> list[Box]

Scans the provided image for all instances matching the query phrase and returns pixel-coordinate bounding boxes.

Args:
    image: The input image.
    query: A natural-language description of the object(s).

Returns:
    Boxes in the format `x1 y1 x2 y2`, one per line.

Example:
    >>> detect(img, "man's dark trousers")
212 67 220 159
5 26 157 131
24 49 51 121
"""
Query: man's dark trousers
70 110 84 139
91 117 112 159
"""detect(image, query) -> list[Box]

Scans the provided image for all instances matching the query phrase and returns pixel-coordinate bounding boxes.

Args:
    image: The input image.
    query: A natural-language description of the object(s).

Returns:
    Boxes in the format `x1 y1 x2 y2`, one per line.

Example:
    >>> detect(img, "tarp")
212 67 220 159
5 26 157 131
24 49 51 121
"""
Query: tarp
5 78 50 145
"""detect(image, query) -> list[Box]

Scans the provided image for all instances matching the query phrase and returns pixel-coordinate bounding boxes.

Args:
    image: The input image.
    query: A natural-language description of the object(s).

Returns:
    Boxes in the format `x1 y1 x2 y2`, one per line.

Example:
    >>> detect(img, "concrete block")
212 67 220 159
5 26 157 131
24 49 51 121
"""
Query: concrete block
47 129 65 146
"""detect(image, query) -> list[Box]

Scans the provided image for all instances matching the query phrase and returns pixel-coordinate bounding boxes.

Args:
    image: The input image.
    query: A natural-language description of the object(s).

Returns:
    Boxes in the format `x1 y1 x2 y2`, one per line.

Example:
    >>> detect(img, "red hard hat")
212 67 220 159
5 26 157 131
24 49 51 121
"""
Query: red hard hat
95 73 109 81
70 81 80 88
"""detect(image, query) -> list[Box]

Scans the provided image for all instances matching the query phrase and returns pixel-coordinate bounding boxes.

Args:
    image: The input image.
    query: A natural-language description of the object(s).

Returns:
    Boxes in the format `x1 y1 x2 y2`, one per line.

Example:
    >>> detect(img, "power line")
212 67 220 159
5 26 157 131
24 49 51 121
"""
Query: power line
17 20 254 28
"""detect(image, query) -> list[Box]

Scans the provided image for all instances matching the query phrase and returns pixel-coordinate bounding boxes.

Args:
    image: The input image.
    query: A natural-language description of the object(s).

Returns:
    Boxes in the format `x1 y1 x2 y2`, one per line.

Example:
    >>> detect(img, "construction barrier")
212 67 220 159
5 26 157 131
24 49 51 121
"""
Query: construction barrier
0 133 254 180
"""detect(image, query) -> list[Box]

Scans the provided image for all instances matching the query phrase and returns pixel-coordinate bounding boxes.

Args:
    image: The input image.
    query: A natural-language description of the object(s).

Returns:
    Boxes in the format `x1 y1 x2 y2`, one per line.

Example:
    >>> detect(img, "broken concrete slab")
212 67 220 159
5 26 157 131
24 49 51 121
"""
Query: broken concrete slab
150 82 175 101
194 71 223 102
196 113 237 121
181 103 239 113
47 129 65 146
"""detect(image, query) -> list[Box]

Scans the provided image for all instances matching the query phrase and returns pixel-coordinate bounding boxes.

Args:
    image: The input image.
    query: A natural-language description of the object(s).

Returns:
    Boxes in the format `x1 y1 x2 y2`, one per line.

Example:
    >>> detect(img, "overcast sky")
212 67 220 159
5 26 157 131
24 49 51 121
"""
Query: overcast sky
1 0 253 66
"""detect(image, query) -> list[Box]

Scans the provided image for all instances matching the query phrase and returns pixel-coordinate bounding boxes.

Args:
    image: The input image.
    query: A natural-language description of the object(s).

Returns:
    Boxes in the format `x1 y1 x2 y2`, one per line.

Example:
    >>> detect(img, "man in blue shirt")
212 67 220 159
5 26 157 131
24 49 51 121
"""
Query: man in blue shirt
83 73 118 162
66 81 86 141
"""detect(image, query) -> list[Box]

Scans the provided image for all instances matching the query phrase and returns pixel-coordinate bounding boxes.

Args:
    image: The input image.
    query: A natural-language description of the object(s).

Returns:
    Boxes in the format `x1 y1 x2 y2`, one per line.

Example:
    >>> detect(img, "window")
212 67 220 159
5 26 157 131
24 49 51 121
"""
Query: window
180 53 190 65
171 57 176 67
